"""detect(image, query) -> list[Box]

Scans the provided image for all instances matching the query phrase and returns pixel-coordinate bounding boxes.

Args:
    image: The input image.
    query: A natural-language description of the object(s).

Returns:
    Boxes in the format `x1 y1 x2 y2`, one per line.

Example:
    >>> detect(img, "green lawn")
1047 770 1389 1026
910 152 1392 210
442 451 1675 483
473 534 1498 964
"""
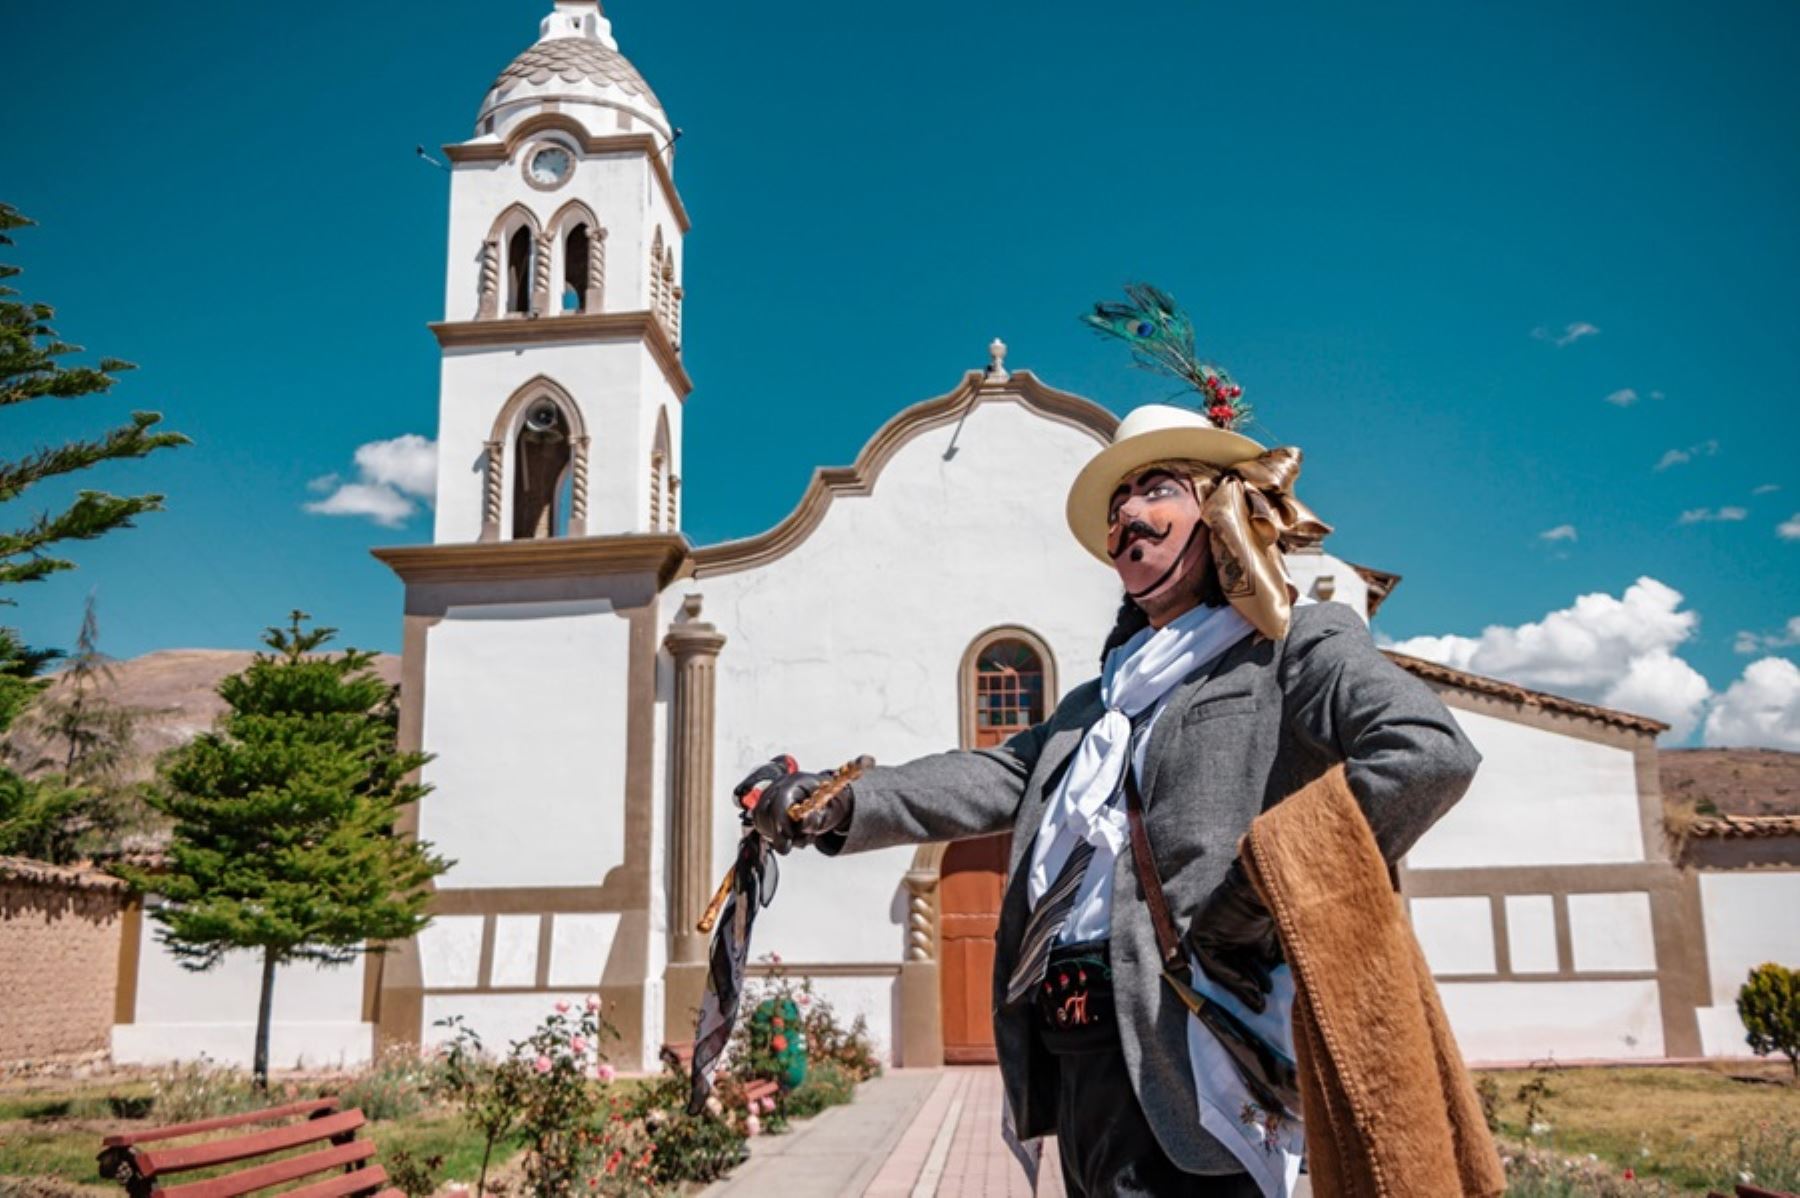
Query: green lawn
0 1078 526 1197
1476 1062 1800 1194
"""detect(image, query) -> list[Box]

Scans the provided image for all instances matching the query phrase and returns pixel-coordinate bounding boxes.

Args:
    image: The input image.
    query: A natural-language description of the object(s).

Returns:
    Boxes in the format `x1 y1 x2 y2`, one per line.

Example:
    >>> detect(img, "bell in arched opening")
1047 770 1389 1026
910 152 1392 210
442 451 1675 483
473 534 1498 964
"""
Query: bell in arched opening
513 397 572 539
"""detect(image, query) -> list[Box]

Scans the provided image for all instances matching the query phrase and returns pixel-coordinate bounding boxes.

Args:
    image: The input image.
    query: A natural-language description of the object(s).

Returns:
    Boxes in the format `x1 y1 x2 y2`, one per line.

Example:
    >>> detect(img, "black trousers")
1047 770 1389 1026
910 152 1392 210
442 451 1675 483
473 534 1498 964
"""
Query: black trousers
1047 1026 1261 1197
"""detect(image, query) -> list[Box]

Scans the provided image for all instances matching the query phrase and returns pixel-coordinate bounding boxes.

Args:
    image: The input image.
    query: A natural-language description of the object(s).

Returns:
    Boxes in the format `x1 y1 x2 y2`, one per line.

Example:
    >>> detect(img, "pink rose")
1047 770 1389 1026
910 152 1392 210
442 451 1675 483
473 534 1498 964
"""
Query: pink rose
744 1114 762 1137
555 1000 571 1014
586 994 602 1012
798 994 810 1006
571 1035 589 1054
769 952 782 964
534 1055 553 1074
597 1062 616 1082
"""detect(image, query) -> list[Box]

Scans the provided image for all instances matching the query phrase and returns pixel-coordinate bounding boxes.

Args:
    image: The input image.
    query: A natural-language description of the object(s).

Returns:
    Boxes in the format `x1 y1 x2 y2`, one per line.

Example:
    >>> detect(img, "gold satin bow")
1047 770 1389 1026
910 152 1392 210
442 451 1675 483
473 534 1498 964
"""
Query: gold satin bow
1182 448 1331 641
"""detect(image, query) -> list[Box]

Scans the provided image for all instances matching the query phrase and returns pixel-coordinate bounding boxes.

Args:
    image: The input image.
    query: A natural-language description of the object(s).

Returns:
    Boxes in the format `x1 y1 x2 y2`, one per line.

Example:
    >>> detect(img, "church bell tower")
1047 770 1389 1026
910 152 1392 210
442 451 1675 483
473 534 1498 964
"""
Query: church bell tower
372 1 692 1072
432 0 689 544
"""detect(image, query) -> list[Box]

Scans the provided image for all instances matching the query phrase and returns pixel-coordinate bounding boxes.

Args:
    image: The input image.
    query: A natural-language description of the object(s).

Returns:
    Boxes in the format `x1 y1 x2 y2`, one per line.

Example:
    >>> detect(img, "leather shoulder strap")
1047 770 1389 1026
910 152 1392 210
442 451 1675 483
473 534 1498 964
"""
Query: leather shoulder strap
1123 769 1186 970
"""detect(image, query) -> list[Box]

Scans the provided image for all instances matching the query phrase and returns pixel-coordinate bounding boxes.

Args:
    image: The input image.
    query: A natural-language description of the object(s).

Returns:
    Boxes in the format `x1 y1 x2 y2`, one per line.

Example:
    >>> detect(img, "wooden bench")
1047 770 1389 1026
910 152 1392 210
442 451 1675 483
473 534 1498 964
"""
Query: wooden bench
659 1040 780 1112
97 1096 399 1198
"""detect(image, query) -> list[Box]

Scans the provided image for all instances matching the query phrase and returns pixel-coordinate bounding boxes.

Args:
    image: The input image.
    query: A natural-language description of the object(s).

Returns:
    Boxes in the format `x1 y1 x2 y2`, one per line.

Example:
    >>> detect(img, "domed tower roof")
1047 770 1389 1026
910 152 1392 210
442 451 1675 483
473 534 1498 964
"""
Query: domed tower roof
477 1 670 141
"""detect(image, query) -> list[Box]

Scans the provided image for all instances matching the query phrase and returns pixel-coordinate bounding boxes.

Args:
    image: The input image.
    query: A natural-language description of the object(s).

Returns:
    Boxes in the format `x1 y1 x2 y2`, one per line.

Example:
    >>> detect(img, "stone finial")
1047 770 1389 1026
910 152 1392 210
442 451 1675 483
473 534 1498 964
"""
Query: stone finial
986 337 1009 381
680 593 704 622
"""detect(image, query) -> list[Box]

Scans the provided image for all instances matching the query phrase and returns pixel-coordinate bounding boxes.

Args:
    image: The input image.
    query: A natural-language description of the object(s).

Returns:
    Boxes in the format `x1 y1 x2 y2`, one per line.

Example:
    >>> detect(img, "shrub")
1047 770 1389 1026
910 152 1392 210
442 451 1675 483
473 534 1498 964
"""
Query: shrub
726 954 881 1099
436 996 669 1198
783 1059 855 1120
1474 1075 1501 1133
334 1046 443 1122
383 1148 444 1198
1724 1121 1800 1194
148 1058 258 1124
598 1067 748 1193
1500 1141 1676 1196
1738 962 1800 1077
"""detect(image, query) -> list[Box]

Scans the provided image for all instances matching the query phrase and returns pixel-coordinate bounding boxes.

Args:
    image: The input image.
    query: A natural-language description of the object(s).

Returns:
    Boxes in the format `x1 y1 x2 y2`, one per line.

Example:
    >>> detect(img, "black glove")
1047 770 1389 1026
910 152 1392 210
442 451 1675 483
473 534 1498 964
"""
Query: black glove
741 761 855 854
1186 858 1282 1013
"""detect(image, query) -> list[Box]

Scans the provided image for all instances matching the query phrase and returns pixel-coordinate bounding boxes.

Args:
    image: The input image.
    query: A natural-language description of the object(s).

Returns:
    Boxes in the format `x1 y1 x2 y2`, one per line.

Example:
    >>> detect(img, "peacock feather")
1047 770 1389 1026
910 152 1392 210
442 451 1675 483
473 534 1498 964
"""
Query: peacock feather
1083 283 1251 429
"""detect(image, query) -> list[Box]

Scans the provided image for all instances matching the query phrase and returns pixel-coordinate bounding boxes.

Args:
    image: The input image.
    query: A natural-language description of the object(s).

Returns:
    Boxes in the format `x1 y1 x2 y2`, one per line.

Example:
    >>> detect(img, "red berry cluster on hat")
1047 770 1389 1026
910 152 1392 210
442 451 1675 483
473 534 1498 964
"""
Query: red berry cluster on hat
1202 370 1246 430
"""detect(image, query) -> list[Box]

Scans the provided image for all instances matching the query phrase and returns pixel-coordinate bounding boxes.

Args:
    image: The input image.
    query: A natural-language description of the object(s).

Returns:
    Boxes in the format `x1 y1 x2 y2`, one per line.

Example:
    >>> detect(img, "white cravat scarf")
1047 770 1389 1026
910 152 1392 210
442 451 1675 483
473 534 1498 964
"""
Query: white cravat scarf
1027 602 1254 909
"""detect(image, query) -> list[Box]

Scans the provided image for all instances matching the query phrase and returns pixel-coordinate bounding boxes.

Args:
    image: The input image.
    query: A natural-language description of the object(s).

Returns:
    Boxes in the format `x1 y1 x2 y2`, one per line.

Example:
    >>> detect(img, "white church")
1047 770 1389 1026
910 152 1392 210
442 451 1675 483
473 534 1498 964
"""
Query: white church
111 0 1796 1074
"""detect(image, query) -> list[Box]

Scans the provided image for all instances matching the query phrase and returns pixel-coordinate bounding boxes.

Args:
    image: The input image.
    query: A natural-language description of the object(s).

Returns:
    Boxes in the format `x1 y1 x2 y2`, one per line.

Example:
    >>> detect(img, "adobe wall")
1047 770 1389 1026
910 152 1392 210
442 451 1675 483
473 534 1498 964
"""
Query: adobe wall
0 857 130 1065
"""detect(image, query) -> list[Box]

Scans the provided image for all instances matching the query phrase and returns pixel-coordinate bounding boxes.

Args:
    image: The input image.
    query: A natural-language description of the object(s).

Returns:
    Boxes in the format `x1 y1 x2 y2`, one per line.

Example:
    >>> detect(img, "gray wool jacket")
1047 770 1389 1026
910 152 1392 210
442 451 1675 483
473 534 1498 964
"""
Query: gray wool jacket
832 601 1482 1175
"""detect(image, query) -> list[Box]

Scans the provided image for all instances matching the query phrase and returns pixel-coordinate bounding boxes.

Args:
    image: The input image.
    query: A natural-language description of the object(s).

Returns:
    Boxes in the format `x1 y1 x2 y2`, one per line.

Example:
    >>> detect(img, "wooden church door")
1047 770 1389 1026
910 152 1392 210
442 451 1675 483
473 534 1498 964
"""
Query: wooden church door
940 637 1047 1064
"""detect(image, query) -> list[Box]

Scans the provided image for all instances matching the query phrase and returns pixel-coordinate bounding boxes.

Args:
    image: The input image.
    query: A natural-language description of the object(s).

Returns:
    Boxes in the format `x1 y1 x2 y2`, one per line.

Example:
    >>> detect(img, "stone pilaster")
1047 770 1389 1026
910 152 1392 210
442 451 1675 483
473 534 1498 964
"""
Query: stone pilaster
663 595 727 1033
477 238 500 319
532 232 554 316
589 227 608 312
898 867 944 1066
570 435 591 535
481 440 504 541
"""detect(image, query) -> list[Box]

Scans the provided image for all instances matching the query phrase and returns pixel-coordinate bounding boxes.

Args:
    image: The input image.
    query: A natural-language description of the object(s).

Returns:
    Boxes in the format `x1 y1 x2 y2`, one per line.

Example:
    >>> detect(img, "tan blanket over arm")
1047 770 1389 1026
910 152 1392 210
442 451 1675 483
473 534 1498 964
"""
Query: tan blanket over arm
1241 765 1505 1198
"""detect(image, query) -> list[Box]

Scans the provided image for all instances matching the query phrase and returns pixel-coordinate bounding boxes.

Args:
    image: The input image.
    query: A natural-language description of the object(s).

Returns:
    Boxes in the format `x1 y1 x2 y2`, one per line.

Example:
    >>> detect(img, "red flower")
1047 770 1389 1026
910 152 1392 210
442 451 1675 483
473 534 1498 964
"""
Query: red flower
1623 1168 1635 1180
772 1034 788 1052
1209 405 1235 425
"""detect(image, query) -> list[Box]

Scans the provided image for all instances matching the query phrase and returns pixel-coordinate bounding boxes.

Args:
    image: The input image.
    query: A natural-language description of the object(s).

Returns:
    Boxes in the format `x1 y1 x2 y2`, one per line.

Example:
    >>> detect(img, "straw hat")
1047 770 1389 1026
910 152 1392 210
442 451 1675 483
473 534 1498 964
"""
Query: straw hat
1065 404 1264 564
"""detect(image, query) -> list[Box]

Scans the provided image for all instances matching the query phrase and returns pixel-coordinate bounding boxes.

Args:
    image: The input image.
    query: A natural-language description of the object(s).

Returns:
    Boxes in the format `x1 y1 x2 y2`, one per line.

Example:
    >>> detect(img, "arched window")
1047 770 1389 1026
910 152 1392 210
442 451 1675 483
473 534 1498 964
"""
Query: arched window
506 225 534 315
960 630 1055 750
564 225 590 312
512 396 572 539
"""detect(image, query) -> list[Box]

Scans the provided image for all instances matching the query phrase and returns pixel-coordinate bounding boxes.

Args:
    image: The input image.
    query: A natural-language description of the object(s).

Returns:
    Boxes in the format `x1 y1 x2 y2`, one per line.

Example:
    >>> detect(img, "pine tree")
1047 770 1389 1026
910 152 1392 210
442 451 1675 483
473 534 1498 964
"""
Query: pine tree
2 594 150 857
123 613 451 1088
0 202 187 860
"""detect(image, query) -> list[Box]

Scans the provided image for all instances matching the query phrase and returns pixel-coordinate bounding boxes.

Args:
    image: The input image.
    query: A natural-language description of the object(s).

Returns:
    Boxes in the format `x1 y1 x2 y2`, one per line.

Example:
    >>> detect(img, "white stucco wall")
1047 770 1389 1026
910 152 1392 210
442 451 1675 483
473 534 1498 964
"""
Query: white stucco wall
689 396 1119 1055
1695 870 1800 1056
420 599 634 889
1407 709 1647 869
1440 979 1665 1062
114 926 370 1069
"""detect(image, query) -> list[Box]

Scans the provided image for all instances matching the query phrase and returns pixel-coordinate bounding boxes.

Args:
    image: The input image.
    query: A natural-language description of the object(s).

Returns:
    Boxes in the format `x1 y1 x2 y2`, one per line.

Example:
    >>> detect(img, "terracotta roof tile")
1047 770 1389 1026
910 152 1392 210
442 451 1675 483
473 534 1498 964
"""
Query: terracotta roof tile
1383 650 1669 735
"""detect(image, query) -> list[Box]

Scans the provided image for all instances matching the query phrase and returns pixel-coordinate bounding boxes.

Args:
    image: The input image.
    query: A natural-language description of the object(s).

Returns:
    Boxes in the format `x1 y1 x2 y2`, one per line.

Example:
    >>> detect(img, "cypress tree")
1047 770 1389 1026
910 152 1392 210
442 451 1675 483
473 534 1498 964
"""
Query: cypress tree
125 612 450 1088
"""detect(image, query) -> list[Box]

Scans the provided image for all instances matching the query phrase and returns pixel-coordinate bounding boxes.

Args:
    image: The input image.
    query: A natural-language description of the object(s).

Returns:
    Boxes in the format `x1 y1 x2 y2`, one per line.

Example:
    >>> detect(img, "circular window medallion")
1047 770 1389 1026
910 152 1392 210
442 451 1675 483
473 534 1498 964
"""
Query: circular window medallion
525 144 574 190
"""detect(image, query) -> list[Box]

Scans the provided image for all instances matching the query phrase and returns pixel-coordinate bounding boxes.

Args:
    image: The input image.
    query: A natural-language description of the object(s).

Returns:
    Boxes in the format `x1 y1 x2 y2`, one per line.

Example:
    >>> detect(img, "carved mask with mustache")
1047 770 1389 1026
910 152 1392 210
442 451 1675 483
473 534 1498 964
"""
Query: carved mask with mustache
1106 466 1214 628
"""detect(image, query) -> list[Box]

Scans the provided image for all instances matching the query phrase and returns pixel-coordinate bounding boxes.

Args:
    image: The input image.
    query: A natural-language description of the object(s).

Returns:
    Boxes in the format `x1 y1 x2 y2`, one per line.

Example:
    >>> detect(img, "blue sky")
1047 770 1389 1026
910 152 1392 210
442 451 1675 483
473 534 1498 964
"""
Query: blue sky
4 0 1797 745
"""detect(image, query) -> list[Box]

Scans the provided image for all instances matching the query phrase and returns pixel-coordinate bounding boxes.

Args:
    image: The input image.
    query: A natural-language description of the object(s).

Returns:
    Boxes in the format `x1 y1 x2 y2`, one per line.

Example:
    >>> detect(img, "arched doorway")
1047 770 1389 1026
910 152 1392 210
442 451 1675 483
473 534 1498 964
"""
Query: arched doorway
938 630 1054 1064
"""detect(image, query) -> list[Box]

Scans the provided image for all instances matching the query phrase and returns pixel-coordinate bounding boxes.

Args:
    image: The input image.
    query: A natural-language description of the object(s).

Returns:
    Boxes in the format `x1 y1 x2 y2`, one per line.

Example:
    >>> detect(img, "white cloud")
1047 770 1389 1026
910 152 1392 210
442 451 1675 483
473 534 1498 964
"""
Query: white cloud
1703 657 1800 750
354 433 437 500
1538 524 1578 543
1603 388 1638 407
1532 321 1600 348
303 482 418 528
1654 439 1719 471
1752 483 1780 496
1733 617 1800 655
1677 506 1748 525
1385 577 1711 739
304 434 438 529
1780 514 1800 541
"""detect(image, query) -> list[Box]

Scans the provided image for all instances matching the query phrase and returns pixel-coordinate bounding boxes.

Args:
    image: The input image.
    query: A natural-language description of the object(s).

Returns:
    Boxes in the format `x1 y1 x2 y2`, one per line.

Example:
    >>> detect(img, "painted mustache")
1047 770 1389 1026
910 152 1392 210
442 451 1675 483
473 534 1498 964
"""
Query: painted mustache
1109 518 1170 562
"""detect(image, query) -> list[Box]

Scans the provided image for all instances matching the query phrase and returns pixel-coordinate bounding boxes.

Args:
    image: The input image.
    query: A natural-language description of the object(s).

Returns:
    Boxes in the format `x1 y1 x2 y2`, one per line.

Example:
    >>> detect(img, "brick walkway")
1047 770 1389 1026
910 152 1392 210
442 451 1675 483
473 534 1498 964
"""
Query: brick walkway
703 1068 1060 1197
704 1066 1307 1196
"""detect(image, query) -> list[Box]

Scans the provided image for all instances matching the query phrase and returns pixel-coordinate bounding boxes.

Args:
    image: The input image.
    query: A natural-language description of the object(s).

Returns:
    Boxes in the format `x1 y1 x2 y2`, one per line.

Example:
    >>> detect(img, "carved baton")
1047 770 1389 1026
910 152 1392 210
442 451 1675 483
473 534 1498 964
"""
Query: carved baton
695 756 873 935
